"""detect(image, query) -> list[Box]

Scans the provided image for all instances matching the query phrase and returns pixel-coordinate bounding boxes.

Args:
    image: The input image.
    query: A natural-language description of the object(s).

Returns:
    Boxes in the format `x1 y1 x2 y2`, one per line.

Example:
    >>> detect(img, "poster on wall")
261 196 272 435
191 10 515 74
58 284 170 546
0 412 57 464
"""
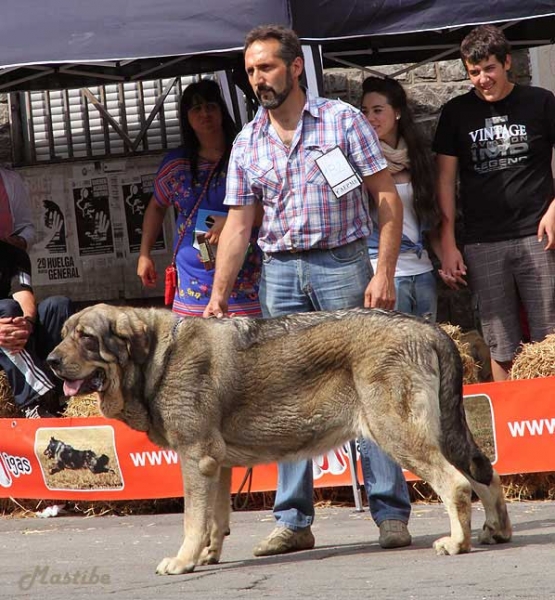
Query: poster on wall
29 177 82 285
120 173 165 254
71 177 115 257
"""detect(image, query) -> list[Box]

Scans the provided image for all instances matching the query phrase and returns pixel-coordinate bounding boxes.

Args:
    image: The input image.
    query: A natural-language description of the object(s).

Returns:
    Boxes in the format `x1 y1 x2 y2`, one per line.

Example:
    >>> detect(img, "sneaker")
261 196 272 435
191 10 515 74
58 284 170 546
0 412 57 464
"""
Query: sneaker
23 403 56 419
253 526 315 557
378 519 412 549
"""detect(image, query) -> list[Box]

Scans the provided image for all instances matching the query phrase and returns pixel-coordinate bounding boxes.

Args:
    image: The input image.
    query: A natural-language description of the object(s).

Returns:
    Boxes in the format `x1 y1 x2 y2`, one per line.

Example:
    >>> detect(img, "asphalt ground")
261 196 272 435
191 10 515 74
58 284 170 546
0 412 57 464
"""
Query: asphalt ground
1 501 554 600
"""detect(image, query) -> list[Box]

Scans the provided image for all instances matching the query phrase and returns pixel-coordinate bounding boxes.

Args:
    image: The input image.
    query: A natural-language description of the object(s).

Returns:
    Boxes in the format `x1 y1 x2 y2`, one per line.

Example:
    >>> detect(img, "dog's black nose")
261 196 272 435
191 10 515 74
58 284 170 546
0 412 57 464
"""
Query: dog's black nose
46 352 61 370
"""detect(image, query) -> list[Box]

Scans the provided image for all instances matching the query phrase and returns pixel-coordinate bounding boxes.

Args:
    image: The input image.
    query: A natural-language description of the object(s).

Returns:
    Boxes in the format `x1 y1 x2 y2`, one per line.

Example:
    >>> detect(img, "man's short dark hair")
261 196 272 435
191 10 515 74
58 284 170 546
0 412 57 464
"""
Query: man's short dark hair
244 24 303 67
460 24 511 66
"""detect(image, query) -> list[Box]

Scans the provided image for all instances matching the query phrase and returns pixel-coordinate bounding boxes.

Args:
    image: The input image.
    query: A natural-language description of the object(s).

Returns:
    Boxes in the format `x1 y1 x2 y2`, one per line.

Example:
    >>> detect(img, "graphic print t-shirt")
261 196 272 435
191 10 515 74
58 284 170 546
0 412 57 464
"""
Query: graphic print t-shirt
433 85 555 243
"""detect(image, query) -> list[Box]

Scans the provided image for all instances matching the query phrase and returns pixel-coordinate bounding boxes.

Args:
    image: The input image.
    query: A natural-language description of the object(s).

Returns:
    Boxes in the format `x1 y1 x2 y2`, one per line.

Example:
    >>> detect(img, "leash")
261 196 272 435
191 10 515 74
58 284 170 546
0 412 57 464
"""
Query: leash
232 467 254 510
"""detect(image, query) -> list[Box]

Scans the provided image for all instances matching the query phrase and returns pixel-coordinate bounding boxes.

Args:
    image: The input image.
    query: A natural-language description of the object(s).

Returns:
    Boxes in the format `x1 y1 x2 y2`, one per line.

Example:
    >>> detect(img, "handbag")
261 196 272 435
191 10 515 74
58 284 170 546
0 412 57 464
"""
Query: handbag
164 160 220 306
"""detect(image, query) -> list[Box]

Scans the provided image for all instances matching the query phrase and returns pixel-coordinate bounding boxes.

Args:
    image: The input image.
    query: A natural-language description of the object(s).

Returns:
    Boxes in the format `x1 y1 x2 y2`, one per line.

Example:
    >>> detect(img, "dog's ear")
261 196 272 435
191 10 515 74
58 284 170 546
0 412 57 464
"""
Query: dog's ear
112 311 151 364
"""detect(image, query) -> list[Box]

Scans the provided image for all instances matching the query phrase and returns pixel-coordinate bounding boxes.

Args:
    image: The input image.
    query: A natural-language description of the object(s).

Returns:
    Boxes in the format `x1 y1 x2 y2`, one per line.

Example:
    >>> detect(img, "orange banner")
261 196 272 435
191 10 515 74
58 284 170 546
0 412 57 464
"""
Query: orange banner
1 377 554 500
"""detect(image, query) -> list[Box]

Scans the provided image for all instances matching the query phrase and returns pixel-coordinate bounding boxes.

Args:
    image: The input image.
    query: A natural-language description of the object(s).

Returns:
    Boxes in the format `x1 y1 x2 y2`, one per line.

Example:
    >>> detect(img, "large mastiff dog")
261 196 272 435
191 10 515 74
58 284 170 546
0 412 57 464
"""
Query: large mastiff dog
47 304 511 575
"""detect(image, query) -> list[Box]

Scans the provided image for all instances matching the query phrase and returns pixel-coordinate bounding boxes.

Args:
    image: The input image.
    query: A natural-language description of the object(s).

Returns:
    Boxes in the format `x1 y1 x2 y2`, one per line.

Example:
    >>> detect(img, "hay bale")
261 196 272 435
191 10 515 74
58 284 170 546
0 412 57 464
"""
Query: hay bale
439 323 481 384
62 393 102 417
460 330 492 382
509 333 555 380
0 370 20 418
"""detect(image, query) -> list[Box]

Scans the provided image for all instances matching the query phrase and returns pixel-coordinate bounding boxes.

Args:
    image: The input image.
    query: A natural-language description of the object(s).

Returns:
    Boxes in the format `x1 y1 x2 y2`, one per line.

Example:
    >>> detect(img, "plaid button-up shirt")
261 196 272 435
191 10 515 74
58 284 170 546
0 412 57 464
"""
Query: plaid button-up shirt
225 92 387 253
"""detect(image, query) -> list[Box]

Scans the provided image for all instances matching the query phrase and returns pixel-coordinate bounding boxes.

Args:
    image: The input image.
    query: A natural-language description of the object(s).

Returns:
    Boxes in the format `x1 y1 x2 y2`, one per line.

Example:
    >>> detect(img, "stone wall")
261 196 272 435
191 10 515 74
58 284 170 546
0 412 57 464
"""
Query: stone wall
323 50 530 140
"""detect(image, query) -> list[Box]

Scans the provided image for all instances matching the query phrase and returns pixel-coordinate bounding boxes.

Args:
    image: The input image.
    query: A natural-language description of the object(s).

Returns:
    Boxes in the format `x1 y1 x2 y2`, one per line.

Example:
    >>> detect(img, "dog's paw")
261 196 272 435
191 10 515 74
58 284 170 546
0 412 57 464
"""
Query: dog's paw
155 556 196 575
433 536 471 556
478 523 512 545
198 546 221 565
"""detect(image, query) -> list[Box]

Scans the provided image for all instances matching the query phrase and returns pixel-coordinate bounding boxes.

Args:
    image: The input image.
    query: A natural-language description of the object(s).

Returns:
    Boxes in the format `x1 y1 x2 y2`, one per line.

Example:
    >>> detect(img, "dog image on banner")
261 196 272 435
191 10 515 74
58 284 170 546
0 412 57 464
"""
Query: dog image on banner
47 304 512 575
35 426 123 491
43 436 113 475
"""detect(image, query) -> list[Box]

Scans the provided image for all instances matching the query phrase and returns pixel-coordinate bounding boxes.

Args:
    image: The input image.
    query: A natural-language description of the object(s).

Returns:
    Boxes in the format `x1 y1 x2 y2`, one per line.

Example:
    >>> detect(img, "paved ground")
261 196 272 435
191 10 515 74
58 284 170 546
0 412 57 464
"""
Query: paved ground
1 501 554 600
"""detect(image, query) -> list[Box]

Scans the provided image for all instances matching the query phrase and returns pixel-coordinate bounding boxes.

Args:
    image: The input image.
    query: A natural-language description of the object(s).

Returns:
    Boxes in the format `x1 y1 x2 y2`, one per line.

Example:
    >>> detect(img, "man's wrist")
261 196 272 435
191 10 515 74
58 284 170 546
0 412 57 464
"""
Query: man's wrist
24 316 36 330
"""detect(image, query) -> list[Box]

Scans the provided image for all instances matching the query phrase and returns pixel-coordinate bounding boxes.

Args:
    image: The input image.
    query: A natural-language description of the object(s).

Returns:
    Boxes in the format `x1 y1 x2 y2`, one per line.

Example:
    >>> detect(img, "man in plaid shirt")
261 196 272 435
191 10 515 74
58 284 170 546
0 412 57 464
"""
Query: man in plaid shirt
205 25 411 554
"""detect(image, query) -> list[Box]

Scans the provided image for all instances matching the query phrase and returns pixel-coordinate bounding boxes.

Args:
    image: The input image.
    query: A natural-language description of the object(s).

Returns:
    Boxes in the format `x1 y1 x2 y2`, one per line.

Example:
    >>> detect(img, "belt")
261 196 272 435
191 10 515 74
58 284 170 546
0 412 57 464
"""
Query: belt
267 238 365 256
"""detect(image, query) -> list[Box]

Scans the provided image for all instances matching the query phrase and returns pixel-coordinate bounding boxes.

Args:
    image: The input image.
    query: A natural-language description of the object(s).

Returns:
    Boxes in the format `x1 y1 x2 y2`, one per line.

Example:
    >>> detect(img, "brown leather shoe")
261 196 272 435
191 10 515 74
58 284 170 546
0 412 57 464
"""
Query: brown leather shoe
253 526 315 557
378 520 412 549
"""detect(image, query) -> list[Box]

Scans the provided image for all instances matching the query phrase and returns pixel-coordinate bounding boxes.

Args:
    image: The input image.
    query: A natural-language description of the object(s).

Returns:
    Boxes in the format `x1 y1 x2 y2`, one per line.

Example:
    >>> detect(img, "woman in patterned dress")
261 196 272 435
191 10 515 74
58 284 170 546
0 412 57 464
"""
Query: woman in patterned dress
138 80 261 316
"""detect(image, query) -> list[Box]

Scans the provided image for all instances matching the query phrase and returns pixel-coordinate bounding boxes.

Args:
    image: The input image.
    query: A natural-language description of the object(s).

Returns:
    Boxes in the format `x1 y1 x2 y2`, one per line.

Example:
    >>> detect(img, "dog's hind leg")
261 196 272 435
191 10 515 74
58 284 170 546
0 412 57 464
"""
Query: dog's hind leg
156 454 220 575
424 462 473 556
198 466 232 566
468 470 512 545
396 445 474 556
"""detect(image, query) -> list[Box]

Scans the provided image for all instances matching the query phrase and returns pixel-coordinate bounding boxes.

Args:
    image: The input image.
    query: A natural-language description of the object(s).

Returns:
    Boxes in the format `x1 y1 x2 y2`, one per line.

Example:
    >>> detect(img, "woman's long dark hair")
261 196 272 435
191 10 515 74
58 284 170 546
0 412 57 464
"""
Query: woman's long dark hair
179 79 239 184
361 76 440 230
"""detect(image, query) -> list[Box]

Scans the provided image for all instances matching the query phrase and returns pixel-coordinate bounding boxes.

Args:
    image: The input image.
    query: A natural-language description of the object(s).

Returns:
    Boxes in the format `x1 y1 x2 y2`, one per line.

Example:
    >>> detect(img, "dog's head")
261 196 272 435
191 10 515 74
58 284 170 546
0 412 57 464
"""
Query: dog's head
44 436 60 458
47 303 151 400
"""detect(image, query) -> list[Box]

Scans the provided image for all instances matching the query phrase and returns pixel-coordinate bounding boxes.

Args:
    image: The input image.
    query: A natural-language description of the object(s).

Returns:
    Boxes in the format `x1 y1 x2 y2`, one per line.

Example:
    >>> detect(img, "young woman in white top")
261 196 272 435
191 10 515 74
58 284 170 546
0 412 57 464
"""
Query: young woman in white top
362 76 441 320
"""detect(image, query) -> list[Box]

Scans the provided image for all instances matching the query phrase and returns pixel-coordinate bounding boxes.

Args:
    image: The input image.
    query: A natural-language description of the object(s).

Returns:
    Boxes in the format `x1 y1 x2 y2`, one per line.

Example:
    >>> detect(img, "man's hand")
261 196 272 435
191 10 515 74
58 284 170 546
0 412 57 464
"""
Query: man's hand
203 215 227 244
364 271 396 309
137 255 158 287
537 199 555 250
439 245 467 290
203 296 228 319
0 316 31 353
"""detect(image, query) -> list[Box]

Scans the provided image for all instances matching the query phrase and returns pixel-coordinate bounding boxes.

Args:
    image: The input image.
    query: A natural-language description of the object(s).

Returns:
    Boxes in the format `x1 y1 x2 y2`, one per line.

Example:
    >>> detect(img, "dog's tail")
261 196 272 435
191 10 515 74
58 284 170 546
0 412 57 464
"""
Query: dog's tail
435 327 493 486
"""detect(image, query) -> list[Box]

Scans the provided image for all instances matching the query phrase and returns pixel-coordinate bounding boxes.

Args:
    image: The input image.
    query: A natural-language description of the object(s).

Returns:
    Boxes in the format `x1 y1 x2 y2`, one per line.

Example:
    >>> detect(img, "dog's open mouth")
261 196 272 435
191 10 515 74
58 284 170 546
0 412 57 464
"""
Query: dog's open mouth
62 369 106 396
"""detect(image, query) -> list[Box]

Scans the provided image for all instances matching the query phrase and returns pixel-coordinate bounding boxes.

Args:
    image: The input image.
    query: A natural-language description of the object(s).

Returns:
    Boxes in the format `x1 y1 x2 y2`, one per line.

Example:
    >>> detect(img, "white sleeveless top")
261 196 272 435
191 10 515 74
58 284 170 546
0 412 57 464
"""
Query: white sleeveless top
370 182 434 277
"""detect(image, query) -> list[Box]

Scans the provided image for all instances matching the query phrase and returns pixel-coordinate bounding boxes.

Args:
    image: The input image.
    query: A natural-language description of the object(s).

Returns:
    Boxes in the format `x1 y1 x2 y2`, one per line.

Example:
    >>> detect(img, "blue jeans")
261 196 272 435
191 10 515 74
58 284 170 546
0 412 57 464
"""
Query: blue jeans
394 271 437 321
259 239 411 529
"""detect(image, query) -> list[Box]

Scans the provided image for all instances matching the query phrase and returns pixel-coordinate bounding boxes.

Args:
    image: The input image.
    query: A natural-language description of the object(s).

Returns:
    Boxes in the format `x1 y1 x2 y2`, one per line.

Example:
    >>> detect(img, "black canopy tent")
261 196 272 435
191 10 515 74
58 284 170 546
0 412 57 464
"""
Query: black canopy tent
0 0 291 92
293 1 555 70
0 1 554 92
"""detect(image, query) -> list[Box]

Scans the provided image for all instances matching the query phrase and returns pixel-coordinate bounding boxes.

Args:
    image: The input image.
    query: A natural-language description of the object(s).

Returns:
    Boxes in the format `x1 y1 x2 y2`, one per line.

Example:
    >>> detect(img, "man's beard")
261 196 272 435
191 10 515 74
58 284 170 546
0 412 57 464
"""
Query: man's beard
256 72 293 109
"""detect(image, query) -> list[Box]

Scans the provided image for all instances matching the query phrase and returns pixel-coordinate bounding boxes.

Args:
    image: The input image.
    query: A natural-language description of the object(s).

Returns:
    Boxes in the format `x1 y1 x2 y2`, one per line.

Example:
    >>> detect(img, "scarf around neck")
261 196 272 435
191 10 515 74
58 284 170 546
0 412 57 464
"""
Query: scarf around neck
380 137 410 174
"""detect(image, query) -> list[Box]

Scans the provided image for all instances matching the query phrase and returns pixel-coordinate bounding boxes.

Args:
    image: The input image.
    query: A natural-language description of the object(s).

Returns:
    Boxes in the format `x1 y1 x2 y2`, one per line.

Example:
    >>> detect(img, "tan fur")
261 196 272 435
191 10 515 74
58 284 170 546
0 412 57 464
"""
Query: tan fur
47 304 512 575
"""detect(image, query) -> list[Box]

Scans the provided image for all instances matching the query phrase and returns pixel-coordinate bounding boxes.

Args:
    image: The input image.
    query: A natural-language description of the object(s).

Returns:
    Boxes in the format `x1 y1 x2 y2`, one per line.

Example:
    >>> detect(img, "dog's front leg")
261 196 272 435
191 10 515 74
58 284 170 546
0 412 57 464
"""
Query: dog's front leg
156 455 219 575
199 466 232 565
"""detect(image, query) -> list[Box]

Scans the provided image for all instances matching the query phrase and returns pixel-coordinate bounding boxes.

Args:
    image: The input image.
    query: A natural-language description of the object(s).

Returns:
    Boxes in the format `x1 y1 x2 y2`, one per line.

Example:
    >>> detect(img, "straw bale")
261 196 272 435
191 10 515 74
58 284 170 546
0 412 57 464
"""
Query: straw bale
0 370 19 418
62 393 102 417
439 323 481 384
509 333 555 380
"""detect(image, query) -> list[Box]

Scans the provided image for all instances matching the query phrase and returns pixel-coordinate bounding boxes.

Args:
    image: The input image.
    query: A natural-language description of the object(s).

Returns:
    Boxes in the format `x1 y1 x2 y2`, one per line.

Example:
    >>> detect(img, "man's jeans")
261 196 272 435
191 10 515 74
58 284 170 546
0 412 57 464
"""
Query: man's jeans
258 239 411 529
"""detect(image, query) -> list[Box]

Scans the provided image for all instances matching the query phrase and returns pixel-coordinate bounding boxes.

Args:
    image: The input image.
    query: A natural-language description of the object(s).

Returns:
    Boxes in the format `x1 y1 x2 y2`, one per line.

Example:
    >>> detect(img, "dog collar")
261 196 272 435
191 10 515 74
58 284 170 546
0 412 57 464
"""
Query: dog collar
171 317 183 340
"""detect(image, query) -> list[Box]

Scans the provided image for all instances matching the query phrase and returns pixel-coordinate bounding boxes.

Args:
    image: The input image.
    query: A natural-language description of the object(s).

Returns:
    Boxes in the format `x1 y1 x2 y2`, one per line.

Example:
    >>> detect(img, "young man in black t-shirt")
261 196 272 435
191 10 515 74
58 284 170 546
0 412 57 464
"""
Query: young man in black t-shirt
433 24 555 381
0 241 73 417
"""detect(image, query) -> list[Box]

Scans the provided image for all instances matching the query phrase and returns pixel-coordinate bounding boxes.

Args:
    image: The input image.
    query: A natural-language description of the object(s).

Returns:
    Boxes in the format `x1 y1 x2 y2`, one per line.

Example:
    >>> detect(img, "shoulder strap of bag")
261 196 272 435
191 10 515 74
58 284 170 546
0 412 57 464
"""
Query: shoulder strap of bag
170 159 221 265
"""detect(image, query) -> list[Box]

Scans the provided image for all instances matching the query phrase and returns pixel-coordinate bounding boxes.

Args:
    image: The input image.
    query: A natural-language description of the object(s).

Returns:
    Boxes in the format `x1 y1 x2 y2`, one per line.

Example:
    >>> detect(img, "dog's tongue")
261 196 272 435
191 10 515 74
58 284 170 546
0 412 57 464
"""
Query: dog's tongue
63 380 84 397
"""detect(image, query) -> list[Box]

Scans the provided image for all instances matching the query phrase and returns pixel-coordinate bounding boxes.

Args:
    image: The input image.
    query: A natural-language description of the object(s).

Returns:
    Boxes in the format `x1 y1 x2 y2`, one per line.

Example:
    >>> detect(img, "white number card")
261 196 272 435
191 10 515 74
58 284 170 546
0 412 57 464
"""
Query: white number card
315 146 362 198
